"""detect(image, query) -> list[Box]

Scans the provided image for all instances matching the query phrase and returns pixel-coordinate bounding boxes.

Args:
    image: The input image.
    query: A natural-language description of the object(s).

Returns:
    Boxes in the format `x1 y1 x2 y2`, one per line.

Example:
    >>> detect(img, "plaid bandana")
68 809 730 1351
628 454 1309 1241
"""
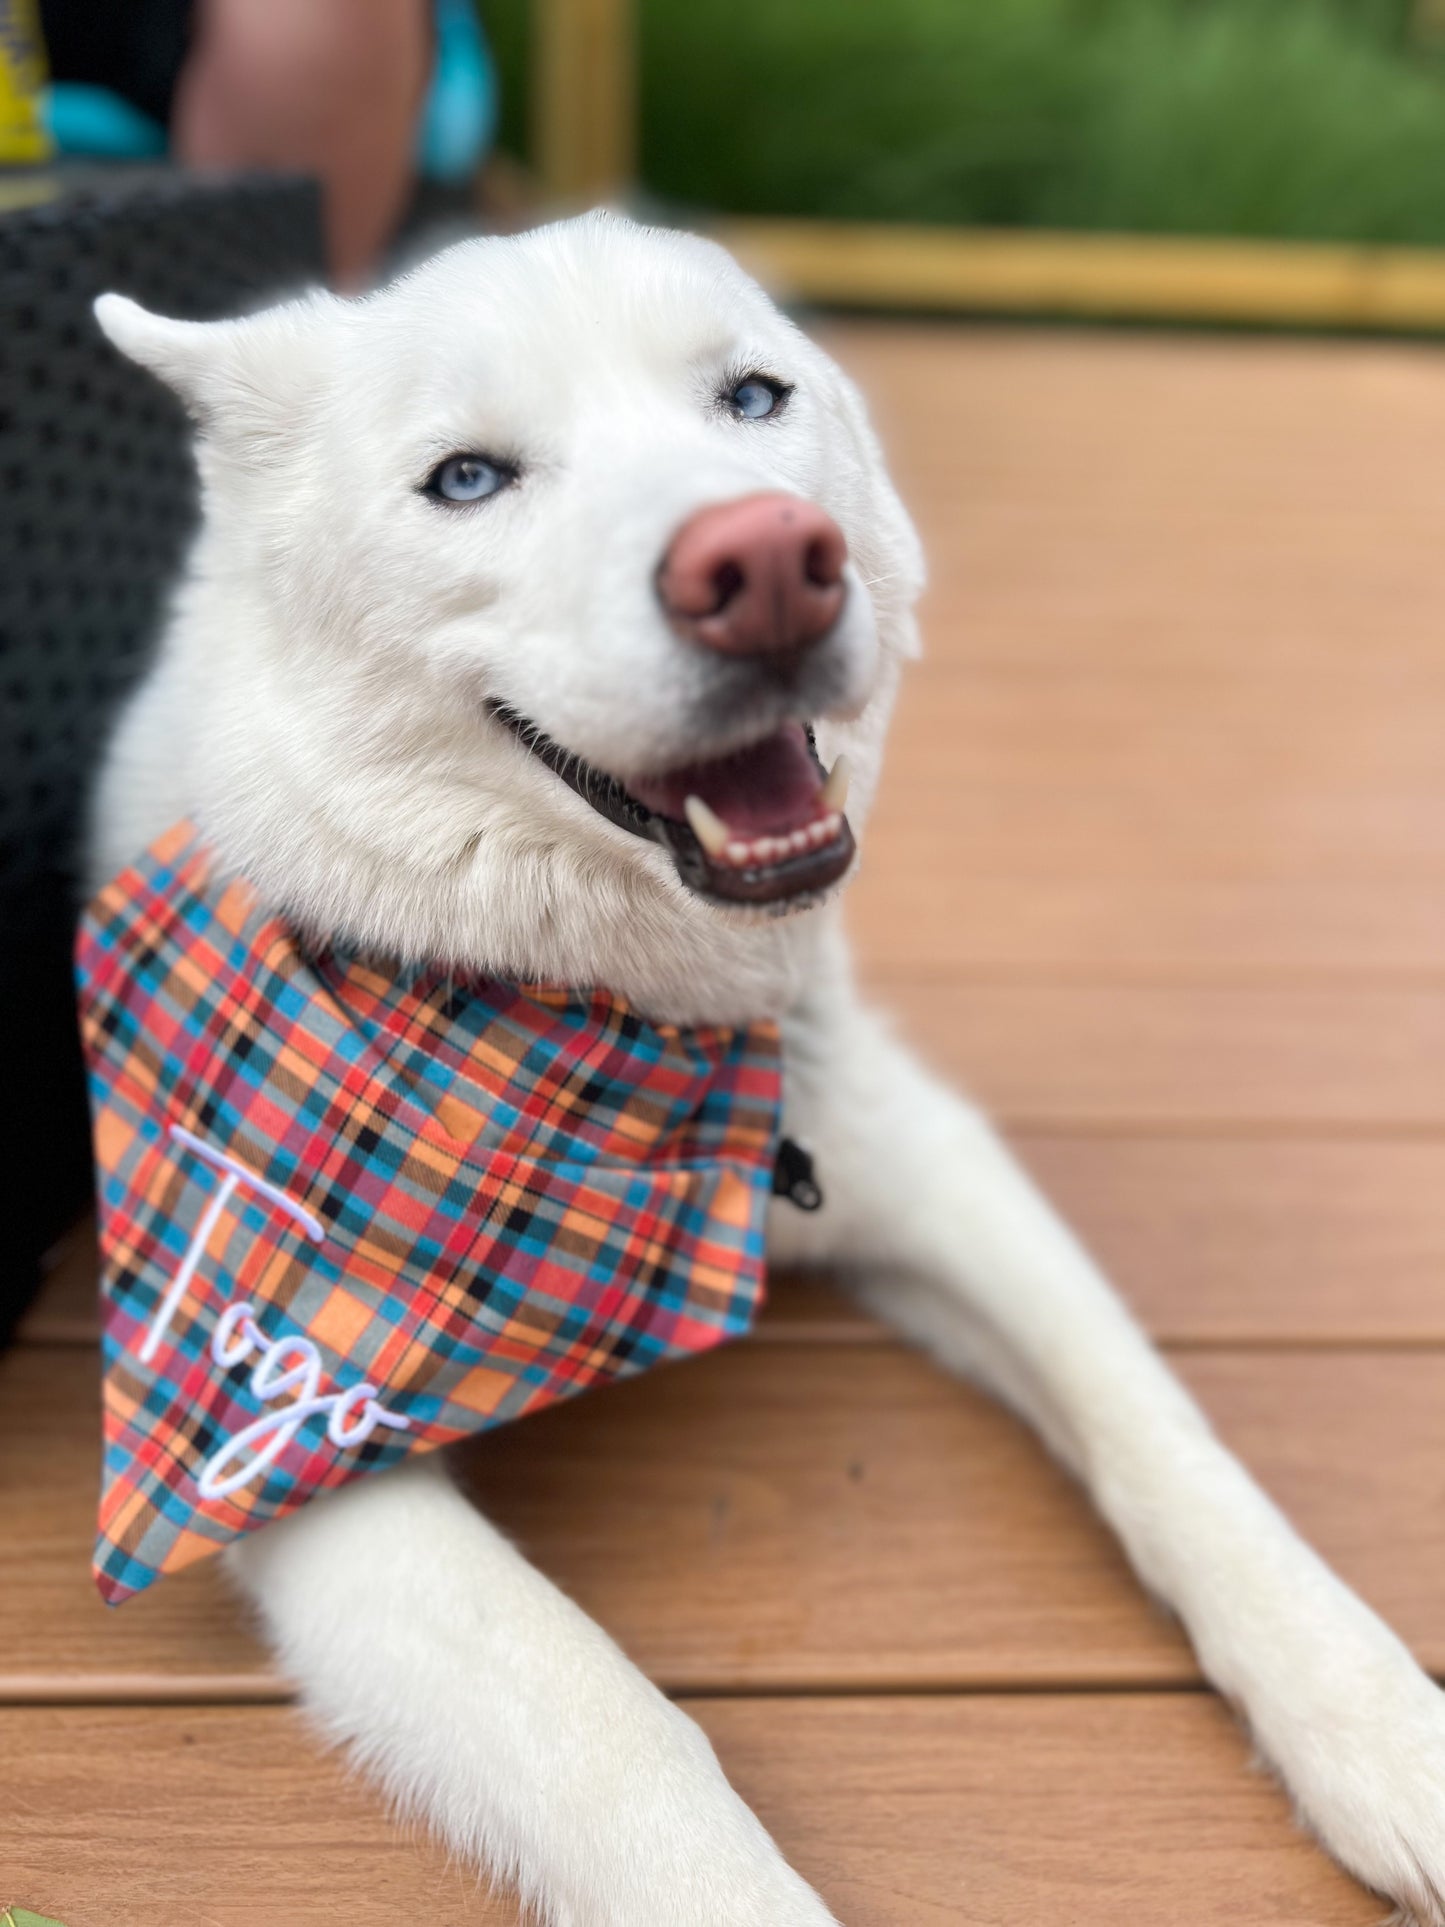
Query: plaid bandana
77 822 784 1605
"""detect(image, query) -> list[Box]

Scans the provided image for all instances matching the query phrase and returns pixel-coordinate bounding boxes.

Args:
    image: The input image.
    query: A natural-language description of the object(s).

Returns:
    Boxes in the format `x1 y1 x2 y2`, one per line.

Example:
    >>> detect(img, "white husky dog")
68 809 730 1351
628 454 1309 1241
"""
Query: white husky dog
90 213 1445 1926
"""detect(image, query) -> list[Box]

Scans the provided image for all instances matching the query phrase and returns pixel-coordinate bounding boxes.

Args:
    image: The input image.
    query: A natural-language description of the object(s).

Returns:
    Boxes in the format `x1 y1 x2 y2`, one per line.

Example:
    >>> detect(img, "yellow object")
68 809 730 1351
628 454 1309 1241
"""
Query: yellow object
715 217 1445 334
532 0 635 201
0 0 51 165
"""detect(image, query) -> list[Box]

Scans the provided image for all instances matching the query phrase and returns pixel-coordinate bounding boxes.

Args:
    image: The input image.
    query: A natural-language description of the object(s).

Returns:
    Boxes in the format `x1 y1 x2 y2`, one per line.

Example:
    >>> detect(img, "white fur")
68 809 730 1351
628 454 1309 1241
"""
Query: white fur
92 213 1445 1925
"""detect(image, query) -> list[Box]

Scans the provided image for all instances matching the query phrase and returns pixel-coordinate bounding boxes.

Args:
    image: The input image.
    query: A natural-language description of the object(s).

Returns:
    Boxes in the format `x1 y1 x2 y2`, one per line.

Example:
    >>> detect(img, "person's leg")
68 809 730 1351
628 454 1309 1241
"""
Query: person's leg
172 0 431 287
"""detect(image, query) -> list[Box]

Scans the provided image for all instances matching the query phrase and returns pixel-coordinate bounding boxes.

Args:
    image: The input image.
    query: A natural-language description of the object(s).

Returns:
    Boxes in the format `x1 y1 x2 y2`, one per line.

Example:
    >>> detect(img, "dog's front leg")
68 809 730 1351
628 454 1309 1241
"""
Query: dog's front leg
227 1453 838 1927
778 971 1445 1924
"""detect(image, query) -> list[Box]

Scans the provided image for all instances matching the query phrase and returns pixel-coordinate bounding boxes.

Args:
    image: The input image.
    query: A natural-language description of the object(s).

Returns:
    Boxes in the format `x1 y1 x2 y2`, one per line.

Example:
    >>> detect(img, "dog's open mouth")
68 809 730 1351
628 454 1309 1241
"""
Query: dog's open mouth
493 707 855 910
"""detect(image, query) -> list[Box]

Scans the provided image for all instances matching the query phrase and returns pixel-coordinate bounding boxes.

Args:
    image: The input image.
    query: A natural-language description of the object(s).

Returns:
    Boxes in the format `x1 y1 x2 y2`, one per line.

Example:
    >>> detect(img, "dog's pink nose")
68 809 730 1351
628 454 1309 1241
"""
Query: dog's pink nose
657 492 848 657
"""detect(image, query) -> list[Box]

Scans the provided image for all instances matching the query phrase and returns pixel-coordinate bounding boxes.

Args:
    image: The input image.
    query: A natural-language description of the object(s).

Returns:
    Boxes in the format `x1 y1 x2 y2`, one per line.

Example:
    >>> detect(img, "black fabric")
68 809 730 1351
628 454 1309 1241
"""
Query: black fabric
0 168 324 1343
38 0 197 127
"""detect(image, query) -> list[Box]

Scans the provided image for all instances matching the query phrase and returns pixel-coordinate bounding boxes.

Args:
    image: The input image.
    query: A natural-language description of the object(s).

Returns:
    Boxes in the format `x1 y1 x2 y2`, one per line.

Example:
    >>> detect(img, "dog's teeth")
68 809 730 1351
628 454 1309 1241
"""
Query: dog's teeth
821 754 851 814
703 812 847 871
684 794 730 858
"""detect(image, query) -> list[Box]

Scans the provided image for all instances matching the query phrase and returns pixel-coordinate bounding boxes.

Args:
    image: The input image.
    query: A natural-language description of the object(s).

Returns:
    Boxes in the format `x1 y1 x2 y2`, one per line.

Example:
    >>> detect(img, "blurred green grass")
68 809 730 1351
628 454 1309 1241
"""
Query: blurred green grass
486 0 1445 245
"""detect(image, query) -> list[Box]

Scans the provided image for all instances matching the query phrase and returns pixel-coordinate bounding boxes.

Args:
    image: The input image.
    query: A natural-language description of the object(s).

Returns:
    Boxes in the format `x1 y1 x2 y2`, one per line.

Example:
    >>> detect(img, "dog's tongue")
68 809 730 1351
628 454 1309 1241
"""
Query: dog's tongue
627 721 824 837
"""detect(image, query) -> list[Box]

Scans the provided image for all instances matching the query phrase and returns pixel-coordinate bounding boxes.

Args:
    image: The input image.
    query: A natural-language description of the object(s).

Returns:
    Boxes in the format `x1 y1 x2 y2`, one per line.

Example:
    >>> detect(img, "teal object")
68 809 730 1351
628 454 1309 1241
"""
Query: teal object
43 82 165 160
419 0 498 185
44 0 495 182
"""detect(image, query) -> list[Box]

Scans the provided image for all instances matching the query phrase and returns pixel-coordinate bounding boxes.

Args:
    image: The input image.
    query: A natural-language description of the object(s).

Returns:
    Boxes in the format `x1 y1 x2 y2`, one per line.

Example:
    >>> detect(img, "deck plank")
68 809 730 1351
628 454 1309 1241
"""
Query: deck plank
883 979 1445 1128
853 865 1445 978
1019 1134 1445 1343
8 1338 1445 1699
864 671 1445 790
0 1696 1379 1926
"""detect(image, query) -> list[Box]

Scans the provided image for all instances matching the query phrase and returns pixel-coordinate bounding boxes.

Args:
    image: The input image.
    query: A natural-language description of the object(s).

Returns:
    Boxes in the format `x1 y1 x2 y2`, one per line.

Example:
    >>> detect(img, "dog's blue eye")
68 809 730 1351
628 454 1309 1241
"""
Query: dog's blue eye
727 376 789 420
425 455 514 503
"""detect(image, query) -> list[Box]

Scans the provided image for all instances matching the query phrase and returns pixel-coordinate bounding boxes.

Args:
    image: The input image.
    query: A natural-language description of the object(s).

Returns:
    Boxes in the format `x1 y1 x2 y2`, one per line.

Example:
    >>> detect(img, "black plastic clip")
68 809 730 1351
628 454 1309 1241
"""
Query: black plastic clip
772 1136 823 1212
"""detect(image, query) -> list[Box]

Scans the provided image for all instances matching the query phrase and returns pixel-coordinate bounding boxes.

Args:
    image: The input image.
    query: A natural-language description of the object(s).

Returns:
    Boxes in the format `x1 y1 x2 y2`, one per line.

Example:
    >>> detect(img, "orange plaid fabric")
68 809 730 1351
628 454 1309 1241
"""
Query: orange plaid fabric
78 823 783 1603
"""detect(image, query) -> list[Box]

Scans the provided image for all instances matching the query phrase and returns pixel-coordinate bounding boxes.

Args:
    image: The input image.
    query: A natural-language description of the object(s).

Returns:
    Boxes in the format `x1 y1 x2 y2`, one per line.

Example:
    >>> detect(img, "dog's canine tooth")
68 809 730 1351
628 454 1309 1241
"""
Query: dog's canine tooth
684 794 730 857
821 753 852 814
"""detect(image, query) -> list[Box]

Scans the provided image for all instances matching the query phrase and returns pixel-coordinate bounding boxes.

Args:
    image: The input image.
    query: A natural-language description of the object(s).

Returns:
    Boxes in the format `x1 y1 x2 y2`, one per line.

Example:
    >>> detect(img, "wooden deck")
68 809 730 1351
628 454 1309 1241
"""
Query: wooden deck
7 320 1445 1923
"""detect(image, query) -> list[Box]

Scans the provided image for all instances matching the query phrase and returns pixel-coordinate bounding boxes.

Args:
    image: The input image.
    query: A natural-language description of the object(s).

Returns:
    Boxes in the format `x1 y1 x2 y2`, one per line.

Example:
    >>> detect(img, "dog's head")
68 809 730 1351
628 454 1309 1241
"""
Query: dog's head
97 214 924 1008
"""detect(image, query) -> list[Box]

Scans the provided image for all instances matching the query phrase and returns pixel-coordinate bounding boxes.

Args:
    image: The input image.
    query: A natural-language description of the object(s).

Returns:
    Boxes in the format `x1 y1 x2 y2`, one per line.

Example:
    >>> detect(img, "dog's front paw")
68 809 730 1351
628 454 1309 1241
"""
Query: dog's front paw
575 1835 839 1927
529 1707 841 1927
1261 1641 1445 1926
612 1794 841 1927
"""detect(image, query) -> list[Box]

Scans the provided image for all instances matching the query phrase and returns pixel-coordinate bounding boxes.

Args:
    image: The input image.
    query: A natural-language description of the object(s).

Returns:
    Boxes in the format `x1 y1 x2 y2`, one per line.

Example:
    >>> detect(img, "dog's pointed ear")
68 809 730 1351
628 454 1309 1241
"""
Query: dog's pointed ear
95 294 264 415
94 292 332 458
94 294 215 395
